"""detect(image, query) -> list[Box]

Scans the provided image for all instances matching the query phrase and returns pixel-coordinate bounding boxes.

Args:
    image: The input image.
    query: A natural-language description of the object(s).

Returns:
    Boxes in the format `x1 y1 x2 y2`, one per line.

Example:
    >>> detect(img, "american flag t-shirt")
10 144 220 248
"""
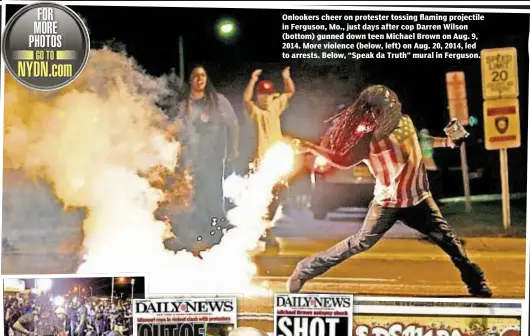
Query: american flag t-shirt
363 115 431 208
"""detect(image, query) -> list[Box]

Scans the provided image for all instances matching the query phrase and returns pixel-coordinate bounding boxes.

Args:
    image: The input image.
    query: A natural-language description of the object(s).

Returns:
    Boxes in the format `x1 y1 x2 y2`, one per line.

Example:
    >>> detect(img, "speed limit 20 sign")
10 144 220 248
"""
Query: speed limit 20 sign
480 47 519 99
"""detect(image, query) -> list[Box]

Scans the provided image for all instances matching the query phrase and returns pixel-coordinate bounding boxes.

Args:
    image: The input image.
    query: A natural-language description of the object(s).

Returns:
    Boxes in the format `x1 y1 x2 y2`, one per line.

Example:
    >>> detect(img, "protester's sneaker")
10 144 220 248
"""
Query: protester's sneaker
264 237 280 256
468 283 493 298
286 275 306 293
259 227 274 242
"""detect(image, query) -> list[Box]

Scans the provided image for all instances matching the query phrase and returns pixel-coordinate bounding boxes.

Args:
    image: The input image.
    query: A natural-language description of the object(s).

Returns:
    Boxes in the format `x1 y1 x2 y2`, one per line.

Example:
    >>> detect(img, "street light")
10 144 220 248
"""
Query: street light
215 17 238 42
111 277 114 305
131 279 135 300
35 279 53 293
220 22 234 35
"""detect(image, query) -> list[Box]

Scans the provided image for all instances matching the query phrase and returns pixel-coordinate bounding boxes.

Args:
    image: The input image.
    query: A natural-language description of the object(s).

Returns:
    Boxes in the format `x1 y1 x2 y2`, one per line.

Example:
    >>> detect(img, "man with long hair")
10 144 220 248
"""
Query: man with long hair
287 85 492 298
175 65 239 251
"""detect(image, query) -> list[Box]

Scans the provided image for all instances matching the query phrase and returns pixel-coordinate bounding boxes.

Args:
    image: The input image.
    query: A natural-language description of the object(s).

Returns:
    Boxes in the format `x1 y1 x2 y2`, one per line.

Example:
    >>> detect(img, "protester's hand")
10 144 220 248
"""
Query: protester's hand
251 69 262 81
292 139 313 154
282 66 291 79
301 140 318 151
446 137 457 149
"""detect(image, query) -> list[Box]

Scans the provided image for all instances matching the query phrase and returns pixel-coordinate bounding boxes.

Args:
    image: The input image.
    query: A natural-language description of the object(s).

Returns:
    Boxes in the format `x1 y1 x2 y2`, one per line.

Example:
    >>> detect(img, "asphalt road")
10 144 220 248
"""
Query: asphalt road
2 235 526 334
2 204 526 334
3 236 525 294
3 208 526 299
240 235 526 332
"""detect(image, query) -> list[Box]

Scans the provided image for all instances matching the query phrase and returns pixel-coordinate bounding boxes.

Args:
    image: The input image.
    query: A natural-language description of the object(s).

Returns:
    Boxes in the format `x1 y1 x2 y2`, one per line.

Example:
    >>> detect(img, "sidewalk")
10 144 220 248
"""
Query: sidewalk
272 207 424 239
272 198 527 239
440 199 527 238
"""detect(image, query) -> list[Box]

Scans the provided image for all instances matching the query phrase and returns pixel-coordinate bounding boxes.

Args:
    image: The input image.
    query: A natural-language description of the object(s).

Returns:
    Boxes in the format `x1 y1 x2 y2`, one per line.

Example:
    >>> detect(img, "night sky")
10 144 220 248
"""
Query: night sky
5 4 530 195
20 276 146 298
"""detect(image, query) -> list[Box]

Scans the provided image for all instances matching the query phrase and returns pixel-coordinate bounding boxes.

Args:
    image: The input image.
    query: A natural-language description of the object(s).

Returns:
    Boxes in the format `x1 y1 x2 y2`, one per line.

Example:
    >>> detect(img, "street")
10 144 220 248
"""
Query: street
3 206 526 296
252 237 526 298
1 209 527 333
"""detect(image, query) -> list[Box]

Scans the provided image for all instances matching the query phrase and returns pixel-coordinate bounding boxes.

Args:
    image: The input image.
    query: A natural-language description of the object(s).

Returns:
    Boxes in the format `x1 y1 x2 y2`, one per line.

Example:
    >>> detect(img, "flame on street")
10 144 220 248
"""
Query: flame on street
3 48 295 295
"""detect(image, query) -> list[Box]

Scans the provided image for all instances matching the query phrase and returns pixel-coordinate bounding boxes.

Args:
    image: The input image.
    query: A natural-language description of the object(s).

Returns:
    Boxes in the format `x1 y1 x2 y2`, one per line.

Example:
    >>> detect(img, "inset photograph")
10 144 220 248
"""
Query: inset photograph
3 275 146 336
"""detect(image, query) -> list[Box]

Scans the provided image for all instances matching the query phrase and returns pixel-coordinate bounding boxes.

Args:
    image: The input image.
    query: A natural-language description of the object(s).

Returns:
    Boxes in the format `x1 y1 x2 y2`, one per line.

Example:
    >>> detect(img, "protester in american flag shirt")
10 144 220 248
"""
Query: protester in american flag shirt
287 85 492 298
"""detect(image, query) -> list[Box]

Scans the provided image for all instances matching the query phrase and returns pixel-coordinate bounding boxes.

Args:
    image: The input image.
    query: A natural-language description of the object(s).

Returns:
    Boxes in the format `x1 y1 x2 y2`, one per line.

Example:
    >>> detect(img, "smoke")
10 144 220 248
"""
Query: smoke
3 47 289 295
3 47 179 275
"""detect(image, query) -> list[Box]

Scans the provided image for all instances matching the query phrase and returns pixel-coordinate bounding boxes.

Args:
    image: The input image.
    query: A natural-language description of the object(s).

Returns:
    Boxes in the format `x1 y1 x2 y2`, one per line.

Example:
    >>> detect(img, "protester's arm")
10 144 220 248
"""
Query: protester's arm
428 136 455 148
243 69 262 113
282 66 295 100
79 308 87 328
300 134 372 169
13 315 32 335
273 67 295 116
13 321 31 335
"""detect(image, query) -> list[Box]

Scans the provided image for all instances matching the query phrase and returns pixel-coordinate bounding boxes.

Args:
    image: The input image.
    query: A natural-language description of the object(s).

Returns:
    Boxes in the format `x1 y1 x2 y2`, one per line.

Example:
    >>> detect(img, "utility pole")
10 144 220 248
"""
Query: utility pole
178 36 184 85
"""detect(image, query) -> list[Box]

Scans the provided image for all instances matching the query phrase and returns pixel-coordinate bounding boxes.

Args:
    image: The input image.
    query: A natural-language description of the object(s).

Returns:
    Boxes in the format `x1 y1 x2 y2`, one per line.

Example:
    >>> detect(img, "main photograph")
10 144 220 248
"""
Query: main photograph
2 3 528 299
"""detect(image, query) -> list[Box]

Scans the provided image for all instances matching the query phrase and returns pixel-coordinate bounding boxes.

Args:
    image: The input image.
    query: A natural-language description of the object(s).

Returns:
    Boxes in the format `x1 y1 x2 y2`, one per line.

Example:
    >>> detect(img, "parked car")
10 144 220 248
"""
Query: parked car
309 158 376 220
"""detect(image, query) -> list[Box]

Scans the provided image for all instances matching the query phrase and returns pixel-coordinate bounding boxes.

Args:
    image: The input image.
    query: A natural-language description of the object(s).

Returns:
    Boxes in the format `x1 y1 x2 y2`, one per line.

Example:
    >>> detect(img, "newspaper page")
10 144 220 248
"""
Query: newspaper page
352 300 522 336
133 298 237 336
274 293 354 336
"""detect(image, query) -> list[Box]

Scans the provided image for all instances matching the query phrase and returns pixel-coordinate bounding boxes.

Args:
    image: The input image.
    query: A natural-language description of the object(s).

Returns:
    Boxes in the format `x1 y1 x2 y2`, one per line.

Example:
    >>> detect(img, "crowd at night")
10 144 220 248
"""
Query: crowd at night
3 277 145 336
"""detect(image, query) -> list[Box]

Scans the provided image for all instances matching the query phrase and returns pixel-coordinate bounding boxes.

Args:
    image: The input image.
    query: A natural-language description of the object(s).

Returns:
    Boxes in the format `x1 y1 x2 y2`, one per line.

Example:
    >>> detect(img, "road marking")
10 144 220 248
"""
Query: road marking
274 251 527 260
254 276 398 283
327 213 366 220
439 192 526 203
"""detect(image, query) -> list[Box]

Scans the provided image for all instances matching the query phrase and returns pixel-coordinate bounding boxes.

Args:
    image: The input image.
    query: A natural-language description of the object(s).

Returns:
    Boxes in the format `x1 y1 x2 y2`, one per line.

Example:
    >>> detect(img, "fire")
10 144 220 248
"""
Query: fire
3 47 296 296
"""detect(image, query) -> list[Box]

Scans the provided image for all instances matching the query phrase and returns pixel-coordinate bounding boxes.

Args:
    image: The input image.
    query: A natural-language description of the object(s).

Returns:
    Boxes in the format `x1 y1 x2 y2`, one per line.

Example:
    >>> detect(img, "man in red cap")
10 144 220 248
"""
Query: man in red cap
243 66 295 249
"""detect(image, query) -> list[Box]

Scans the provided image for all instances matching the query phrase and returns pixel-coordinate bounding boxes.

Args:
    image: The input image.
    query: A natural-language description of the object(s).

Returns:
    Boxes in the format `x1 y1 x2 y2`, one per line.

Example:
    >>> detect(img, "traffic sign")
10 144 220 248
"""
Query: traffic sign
446 71 469 125
446 71 467 100
483 98 520 150
480 47 519 99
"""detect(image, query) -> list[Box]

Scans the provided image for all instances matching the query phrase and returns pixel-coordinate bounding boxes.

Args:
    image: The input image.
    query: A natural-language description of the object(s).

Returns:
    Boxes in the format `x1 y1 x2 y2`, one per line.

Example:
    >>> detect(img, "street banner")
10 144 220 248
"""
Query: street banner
133 298 237 336
274 293 354 336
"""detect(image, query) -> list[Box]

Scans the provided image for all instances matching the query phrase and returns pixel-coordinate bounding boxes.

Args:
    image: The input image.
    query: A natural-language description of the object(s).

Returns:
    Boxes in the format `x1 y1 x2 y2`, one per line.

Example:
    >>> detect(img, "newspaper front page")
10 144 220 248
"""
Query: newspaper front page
133 298 237 336
274 293 354 336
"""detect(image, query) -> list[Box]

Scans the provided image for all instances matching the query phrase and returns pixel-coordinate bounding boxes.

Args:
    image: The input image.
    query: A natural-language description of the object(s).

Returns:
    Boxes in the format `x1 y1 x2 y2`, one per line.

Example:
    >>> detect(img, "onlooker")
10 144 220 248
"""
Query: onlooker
243 66 295 250
174 65 240 252
4 292 134 336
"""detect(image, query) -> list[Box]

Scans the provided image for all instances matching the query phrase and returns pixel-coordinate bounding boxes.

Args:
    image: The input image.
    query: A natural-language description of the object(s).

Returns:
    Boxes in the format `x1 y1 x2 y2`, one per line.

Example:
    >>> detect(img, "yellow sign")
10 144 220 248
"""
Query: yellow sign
483 98 520 150
481 47 519 99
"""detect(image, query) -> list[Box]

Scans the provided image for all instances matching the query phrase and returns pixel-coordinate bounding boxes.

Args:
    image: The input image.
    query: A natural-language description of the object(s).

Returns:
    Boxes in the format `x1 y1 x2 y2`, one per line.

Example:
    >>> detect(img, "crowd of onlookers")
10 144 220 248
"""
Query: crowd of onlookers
4 292 132 336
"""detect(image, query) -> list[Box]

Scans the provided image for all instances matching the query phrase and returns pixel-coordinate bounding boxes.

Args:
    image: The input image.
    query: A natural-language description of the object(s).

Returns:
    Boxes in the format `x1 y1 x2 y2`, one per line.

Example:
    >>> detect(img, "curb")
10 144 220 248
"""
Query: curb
439 193 526 204
276 237 527 254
